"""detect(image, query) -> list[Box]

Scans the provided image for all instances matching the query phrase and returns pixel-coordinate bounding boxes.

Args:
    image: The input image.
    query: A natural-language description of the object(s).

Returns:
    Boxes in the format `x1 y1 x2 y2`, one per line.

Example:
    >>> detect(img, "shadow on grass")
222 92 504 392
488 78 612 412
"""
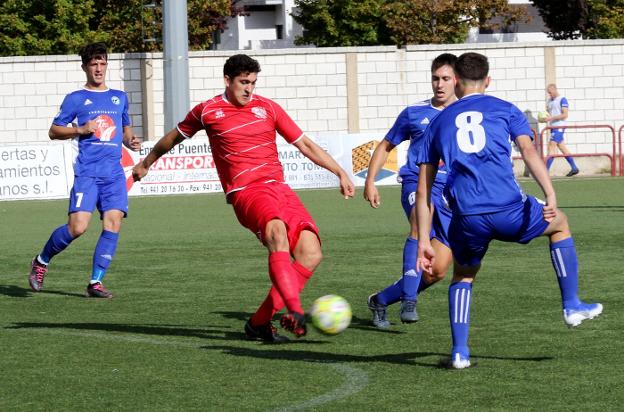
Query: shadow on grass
0 284 90 298
0 284 33 298
6 322 234 341
40 289 87 298
202 344 554 368
5 319 328 345
214 311 404 335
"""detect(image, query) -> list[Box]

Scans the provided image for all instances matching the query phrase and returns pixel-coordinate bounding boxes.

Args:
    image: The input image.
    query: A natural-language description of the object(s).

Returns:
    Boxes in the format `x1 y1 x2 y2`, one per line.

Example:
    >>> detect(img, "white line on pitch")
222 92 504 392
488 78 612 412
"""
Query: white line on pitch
272 363 369 412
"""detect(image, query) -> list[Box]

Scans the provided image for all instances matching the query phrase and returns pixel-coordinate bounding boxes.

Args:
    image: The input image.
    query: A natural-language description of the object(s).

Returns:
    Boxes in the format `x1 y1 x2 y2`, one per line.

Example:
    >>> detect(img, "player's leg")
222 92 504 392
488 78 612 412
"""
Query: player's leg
446 214 490 369
84 209 123 298
417 196 453 294
85 175 128 298
249 229 319 335
556 140 579 176
398 206 422 323
422 238 452 289
545 139 558 170
368 182 417 327
29 178 96 292
448 266 479 369
264 219 304 314
540 205 602 326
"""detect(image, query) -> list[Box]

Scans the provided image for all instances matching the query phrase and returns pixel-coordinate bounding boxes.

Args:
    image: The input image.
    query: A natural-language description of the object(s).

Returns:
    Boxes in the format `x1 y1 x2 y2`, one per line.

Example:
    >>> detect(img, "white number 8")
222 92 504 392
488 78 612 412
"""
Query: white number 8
455 111 486 153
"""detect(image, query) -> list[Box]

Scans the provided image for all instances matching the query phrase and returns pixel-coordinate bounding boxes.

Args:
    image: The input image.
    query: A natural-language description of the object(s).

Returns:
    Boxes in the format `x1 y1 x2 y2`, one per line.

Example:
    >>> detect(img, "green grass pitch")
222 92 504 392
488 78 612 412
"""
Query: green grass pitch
1 177 623 411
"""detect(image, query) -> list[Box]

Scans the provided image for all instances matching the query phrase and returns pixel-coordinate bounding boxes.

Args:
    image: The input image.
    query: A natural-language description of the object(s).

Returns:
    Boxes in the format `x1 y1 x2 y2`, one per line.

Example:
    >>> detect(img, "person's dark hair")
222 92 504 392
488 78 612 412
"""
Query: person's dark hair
79 43 108 66
454 52 489 81
431 53 457 73
223 54 261 78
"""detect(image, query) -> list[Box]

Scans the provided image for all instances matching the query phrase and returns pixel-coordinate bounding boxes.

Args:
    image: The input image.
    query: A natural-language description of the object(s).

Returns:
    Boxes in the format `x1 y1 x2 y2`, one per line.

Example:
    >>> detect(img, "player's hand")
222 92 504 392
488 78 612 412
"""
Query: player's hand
126 135 142 151
543 194 557 222
363 182 381 208
78 119 97 135
132 162 149 182
416 241 435 273
339 175 355 200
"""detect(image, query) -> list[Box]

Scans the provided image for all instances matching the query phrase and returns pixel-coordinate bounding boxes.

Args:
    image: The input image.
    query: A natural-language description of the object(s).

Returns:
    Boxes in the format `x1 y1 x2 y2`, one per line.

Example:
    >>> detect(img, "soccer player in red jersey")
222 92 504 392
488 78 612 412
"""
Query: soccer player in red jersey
132 54 355 341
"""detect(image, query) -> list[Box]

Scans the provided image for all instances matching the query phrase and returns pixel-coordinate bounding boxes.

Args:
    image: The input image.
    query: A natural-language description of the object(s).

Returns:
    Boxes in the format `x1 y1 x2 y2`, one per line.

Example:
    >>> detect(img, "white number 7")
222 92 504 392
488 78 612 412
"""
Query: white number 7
75 192 84 208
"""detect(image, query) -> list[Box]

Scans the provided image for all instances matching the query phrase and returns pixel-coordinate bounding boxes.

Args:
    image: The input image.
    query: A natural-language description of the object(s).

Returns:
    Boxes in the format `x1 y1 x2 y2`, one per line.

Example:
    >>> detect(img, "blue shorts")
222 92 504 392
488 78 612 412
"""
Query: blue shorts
401 180 451 247
449 195 549 267
69 173 128 217
550 128 565 143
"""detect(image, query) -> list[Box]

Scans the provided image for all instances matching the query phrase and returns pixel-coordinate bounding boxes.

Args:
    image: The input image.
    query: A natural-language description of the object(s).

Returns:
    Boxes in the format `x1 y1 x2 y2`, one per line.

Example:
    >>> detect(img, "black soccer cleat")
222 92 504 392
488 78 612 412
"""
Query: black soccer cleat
244 320 290 343
566 168 579 177
280 311 307 338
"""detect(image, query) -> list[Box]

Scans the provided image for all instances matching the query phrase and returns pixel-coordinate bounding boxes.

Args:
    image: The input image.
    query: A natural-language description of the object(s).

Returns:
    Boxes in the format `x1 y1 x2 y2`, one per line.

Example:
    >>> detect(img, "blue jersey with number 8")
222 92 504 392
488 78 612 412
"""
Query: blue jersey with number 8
419 93 533 216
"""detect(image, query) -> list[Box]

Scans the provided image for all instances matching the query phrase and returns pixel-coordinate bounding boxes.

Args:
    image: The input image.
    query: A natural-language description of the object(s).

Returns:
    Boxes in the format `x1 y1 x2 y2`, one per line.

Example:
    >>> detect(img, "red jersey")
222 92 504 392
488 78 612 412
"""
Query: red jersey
177 93 303 195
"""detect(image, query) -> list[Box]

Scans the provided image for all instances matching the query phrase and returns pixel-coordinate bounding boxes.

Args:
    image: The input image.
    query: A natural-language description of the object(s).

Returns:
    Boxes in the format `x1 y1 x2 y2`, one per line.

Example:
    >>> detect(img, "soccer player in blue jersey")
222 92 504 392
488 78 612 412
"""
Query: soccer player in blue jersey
416 52 602 369
28 43 141 298
545 84 579 176
364 53 457 328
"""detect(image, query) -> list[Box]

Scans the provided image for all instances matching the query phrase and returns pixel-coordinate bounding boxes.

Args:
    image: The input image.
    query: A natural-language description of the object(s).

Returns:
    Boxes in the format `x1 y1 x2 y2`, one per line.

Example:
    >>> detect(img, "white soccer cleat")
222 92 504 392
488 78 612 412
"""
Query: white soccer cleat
451 352 471 369
563 302 603 327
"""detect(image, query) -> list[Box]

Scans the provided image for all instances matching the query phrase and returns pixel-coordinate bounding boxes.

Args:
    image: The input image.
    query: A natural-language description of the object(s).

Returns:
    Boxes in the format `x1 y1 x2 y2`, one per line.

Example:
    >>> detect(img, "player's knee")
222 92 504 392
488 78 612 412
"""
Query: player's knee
306 248 323 270
68 222 88 237
264 220 288 248
424 269 446 284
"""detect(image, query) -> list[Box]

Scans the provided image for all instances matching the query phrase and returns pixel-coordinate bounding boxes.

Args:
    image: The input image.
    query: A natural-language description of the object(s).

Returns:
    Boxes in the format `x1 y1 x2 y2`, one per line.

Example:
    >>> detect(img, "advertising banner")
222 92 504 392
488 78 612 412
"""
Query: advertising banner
0 143 72 201
1 133 407 201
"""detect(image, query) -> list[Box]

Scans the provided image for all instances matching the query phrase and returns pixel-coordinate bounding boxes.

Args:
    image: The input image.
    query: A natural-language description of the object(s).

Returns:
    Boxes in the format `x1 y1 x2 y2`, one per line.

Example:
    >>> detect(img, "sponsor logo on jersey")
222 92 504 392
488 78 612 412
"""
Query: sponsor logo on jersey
111 96 121 105
351 140 398 181
420 117 430 125
215 109 225 119
252 107 267 119
84 99 93 106
94 114 117 141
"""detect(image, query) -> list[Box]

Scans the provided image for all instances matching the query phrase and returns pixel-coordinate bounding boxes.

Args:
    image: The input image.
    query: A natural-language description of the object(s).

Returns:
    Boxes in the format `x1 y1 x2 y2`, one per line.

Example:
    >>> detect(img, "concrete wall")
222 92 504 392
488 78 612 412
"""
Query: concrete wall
1 39 623 172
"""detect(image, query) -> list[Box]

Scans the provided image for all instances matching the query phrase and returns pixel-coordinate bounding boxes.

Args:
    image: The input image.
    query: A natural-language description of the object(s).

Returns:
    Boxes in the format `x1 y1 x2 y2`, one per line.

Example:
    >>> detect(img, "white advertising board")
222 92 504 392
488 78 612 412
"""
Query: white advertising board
1 133 407 202
0 143 73 201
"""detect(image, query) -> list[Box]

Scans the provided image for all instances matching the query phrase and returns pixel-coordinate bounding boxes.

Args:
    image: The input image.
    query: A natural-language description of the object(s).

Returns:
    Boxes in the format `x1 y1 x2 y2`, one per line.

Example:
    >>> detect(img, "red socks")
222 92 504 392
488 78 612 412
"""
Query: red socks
250 253 314 326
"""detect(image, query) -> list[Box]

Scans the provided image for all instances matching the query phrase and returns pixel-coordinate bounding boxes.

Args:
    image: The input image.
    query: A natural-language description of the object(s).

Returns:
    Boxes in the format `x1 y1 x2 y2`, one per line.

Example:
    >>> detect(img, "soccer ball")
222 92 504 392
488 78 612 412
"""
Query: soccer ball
537 111 548 123
310 294 352 335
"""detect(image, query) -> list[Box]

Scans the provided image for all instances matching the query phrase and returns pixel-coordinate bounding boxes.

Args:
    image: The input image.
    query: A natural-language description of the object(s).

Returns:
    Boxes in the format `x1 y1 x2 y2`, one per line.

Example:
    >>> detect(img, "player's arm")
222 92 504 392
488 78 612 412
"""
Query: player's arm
122 125 142 151
132 128 185 182
48 121 97 140
516 135 557 221
363 139 396 208
293 135 355 199
416 162 437 272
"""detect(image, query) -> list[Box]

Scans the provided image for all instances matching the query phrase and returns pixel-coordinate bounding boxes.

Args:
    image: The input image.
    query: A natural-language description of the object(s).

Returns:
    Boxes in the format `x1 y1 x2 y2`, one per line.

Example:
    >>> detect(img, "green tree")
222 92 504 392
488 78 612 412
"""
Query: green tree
0 0 242 56
0 0 101 56
532 0 624 39
293 0 528 47
292 0 393 47
530 0 589 39
585 0 624 38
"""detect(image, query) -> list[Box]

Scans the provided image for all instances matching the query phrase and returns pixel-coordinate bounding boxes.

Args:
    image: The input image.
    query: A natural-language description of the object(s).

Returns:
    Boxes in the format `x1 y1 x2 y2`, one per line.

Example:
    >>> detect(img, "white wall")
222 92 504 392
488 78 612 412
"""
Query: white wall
1 40 623 167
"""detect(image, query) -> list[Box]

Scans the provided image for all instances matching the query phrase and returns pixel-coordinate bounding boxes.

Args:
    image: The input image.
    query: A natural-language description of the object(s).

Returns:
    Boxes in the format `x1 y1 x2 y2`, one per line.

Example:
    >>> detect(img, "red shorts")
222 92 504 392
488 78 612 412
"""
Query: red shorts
229 183 320 252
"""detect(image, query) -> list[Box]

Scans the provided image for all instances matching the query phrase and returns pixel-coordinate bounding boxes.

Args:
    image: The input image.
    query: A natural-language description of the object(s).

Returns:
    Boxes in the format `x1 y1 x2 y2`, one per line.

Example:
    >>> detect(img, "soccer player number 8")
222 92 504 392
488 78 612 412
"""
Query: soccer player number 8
455 111 486 153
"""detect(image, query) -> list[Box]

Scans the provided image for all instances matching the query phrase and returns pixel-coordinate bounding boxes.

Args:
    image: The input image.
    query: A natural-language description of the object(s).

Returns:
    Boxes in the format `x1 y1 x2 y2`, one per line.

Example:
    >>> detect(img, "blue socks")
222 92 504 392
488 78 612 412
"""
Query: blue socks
565 156 578 171
401 237 421 301
40 224 74 264
91 230 119 283
550 237 580 308
449 281 472 358
376 237 424 305
376 279 401 306
546 156 578 171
